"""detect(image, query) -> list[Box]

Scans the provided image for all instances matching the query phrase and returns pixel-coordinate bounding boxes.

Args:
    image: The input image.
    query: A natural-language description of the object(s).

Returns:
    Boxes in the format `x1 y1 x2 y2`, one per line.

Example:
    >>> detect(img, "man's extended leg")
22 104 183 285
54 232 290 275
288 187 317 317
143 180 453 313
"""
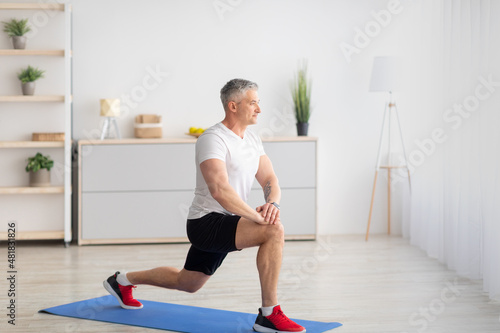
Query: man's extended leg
103 268 210 310
127 267 210 293
105 214 237 310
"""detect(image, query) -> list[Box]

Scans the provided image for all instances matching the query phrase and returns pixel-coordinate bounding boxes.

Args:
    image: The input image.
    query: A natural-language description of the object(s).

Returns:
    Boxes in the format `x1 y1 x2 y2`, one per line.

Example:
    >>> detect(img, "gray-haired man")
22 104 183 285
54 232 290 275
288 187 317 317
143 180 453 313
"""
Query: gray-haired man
104 79 306 333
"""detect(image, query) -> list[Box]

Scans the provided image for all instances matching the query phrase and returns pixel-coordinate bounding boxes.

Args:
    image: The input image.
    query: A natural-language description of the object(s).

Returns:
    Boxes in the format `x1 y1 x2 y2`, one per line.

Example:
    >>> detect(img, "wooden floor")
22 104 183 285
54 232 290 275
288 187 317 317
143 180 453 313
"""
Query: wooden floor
1 235 499 332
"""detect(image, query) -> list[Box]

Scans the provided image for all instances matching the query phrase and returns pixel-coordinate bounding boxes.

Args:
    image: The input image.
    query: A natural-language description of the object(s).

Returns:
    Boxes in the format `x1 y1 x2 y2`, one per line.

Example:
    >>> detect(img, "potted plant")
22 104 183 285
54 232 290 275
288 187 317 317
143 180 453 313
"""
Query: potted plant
25 152 54 187
2 18 31 50
291 60 312 136
17 65 45 96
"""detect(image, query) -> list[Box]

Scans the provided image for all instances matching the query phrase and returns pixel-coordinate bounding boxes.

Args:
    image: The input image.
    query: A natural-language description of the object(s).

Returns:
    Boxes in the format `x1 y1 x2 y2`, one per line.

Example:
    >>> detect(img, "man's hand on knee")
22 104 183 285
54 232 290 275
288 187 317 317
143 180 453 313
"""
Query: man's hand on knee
256 203 280 225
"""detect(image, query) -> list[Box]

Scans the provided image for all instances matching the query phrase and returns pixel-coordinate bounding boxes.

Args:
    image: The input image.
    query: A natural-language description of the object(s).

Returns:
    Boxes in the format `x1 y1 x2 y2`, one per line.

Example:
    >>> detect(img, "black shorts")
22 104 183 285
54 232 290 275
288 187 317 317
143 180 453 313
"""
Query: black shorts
184 212 241 276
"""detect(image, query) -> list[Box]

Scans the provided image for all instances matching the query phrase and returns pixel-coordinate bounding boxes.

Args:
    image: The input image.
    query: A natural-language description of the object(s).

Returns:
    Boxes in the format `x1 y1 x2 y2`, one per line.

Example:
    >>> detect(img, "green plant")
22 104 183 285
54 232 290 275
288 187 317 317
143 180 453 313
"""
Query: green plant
17 65 45 83
291 60 312 123
25 153 54 172
2 18 31 37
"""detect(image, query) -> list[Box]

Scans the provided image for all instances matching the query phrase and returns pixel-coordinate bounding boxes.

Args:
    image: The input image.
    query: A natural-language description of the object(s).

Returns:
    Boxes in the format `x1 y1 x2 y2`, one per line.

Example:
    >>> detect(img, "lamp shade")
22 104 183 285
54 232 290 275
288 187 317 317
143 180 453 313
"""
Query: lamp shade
369 56 401 92
100 98 120 117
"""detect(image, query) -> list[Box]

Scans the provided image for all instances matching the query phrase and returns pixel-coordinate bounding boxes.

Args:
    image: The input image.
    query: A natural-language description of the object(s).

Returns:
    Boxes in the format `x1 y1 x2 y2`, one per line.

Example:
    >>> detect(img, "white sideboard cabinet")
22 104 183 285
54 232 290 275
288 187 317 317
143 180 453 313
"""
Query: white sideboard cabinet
78 137 317 245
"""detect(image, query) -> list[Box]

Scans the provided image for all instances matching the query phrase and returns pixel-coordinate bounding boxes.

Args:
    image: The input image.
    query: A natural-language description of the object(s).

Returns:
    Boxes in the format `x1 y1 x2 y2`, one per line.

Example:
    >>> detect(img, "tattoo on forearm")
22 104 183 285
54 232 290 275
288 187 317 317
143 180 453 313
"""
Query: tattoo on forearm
264 181 271 203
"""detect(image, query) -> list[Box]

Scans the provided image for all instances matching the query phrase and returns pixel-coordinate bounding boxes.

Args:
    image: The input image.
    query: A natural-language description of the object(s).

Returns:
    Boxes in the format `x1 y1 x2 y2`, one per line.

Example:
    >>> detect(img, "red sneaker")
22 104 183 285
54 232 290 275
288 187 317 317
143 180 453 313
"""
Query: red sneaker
253 305 306 333
103 271 143 309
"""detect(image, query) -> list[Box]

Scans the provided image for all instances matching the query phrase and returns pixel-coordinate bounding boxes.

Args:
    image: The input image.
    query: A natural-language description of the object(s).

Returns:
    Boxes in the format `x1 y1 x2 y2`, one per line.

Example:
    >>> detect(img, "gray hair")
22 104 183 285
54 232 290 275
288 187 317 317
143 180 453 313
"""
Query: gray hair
220 78 258 111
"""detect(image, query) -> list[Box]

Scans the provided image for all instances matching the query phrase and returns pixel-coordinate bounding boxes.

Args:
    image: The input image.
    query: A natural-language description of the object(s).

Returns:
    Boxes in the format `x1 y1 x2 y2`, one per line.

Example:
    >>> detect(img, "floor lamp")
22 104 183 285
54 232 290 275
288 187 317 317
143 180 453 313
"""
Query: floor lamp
366 56 411 241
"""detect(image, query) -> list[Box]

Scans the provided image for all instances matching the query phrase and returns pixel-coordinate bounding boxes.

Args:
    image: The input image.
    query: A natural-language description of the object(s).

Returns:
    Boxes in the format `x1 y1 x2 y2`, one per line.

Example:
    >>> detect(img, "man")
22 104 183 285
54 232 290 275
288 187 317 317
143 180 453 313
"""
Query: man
103 79 305 333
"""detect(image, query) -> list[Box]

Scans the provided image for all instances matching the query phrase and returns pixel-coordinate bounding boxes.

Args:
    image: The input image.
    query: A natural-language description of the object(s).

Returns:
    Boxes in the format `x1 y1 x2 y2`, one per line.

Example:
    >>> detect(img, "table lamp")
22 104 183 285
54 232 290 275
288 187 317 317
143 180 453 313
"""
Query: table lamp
100 98 121 140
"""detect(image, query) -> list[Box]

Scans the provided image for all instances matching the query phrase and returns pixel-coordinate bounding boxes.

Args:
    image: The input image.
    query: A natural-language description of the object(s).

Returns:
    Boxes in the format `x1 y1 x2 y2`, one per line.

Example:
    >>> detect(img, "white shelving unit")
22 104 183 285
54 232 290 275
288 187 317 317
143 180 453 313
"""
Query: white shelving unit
0 3 72 245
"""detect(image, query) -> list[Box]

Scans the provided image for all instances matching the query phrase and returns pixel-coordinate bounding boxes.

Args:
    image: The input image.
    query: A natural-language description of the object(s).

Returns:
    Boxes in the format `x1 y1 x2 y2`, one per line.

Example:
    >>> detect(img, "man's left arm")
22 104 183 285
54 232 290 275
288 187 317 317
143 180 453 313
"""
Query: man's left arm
255 154 281 224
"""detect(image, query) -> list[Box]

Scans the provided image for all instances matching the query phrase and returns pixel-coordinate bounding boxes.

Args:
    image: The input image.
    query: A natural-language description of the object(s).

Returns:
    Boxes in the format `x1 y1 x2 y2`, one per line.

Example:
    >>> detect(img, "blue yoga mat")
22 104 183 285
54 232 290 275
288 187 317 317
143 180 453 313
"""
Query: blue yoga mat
40 295 342 333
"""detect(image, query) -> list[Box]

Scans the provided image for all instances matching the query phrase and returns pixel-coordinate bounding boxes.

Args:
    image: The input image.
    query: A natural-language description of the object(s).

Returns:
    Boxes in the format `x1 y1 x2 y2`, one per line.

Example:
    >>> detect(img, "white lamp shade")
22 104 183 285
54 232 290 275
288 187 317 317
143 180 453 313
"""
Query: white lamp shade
100 99 120 117
369 56 401 92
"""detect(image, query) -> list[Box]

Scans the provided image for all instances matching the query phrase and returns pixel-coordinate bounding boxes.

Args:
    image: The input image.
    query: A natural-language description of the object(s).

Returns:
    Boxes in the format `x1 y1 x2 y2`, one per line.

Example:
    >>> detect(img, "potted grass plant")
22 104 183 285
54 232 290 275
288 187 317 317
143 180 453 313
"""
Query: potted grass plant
2 18 31 49
291 60 312 136
26 152 54 187
18 65 45 95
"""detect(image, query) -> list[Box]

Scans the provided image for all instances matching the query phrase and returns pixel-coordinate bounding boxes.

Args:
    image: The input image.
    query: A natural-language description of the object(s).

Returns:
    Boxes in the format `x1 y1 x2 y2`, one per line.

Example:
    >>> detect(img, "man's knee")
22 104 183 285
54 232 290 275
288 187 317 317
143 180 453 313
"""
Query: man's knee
177 269 209 293
268 222 285 243
182 283 202 293
178 278 207 293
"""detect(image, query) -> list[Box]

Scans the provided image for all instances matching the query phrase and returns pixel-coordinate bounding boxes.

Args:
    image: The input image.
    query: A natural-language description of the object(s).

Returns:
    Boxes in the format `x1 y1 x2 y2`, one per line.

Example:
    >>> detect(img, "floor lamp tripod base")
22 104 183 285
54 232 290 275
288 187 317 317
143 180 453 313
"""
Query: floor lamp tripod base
366 171 379 241
365 98 411 241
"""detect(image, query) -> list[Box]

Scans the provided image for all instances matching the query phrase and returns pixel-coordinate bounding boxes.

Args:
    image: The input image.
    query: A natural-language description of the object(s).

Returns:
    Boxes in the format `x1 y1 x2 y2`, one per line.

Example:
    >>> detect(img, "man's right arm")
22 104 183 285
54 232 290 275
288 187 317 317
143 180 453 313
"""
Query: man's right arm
200 158 266 224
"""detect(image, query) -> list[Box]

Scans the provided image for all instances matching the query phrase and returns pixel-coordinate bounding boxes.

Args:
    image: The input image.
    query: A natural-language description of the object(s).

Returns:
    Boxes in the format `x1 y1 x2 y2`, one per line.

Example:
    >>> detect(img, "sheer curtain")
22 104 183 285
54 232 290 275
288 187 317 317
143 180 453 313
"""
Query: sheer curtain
401 0 500 300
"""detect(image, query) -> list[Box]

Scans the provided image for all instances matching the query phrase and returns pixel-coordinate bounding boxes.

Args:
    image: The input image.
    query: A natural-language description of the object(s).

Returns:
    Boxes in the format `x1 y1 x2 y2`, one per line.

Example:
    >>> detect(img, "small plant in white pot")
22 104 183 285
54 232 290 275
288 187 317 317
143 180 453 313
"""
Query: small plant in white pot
26 152 54 187
2 18 32 49
18 65 45 96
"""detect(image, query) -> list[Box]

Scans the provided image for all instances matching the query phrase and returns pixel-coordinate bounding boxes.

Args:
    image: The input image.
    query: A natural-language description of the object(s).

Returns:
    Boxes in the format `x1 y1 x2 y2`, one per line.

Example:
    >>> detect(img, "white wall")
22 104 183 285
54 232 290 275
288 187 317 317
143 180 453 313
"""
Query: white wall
3 0 419 235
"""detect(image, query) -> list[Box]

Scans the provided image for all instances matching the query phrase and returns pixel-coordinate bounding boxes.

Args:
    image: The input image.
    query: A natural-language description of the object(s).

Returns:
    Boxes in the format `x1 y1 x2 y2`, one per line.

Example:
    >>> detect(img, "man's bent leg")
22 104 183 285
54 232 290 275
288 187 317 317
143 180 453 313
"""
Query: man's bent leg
127 268 211 293
235 218 285 307
235 219 304 332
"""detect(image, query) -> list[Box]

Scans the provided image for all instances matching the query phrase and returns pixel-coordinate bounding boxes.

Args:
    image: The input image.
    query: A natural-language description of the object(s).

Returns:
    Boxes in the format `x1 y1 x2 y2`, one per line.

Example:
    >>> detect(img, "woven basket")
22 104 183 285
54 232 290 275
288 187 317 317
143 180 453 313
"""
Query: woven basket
134 115 162 138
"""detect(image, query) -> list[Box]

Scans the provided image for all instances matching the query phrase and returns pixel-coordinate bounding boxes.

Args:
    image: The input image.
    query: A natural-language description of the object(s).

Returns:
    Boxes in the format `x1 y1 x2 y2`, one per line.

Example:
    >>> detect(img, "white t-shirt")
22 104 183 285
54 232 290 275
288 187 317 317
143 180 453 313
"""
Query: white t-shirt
187 122 265 219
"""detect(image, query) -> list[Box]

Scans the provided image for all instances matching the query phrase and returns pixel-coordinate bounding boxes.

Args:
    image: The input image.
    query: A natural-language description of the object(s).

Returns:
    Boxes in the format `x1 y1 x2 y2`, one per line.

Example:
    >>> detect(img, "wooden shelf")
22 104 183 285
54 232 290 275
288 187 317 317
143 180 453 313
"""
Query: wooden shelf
0 230 64 241
380 166 408 169
0 49 65 56
0 186 64 194
0 141 64 148
0 95 65 102
0 3 64 11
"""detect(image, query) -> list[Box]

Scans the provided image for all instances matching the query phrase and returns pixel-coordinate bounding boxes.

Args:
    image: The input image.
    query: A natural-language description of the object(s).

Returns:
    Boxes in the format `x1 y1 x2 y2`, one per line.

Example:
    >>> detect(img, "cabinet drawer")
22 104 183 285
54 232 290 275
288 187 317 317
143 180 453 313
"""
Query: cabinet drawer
247 188 316 237
81 191 193 240
253 141 316 189
82 143 195 192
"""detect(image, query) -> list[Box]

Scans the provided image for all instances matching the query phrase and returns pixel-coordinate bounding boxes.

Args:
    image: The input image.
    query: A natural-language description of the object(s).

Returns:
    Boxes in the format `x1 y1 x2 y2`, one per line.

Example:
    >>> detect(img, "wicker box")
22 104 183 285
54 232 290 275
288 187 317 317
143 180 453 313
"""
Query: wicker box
134 114 162 138
32 132 65 141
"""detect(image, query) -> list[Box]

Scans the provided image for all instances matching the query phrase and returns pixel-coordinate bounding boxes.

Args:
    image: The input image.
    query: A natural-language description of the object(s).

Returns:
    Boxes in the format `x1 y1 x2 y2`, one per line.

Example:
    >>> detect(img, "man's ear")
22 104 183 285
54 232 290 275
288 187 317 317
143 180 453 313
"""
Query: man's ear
227 101 237 113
